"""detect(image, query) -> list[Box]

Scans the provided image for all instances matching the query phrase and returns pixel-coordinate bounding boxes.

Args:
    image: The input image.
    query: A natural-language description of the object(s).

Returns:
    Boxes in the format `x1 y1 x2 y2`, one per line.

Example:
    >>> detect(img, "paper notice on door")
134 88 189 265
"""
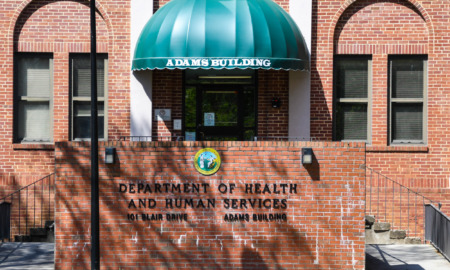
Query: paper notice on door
185 131 196 141
204 113 215 126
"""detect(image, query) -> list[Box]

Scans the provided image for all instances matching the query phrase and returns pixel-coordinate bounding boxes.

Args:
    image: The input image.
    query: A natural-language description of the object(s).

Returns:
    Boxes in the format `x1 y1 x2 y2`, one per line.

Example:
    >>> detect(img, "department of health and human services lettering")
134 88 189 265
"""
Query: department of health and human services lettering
119 182 297 223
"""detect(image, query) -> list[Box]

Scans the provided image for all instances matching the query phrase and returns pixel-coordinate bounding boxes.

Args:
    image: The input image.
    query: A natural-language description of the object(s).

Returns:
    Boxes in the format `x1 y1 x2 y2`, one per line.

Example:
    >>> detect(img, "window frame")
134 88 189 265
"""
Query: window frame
388 55 427 145
14 53 54 143
333 55 372 143
69 53 108 141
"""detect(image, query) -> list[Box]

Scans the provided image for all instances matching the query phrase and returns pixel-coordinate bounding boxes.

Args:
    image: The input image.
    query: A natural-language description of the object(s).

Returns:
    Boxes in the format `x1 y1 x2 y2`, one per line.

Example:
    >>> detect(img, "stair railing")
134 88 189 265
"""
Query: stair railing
366 167 440 240
425 204 450 260
0 173 55 242
119 136 184 141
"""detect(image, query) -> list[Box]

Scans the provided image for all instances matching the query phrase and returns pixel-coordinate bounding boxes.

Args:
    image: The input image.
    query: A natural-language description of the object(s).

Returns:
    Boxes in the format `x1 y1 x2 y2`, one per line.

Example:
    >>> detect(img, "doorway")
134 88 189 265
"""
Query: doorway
184 70 257 141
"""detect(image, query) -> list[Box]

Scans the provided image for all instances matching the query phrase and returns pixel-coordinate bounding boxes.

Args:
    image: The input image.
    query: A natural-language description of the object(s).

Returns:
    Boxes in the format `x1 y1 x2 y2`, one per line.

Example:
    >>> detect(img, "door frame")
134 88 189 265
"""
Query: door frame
182 70 258 141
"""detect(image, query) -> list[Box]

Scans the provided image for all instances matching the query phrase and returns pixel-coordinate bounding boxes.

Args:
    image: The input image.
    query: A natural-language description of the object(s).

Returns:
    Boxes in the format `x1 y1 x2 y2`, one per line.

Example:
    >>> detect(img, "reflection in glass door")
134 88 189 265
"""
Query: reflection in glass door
198 87 241 141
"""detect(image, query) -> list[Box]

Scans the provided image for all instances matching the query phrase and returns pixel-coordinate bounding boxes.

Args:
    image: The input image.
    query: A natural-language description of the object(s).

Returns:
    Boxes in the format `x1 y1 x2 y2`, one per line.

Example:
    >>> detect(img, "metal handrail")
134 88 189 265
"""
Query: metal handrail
366 167 440 240
0 173 55 241
253 136 318 141
118 135 320 142
0 173 55 202
425 204 450 261
119 136 184 141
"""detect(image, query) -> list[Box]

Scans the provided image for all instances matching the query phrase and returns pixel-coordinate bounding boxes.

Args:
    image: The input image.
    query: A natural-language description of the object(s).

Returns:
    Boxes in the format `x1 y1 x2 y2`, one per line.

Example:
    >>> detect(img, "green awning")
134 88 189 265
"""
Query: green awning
132 0 309 71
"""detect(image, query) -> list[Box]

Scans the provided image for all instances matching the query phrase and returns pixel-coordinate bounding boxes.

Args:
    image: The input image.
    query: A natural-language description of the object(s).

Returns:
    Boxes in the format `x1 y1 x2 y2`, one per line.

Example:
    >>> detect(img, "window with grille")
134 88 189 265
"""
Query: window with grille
70 54 107 140
14 53 53 143
333 56 371 142
389 56 427 144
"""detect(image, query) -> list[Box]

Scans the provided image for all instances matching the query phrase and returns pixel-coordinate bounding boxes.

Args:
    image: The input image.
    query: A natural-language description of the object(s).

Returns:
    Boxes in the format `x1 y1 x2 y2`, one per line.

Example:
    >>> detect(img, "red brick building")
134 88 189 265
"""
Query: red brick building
312 0 450 211
0 0 130 193
1 0 450 269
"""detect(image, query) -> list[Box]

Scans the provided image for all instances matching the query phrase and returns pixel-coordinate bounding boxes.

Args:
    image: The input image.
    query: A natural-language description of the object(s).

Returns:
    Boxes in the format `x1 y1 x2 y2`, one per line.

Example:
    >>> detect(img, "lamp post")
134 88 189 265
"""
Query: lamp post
90 0 100 269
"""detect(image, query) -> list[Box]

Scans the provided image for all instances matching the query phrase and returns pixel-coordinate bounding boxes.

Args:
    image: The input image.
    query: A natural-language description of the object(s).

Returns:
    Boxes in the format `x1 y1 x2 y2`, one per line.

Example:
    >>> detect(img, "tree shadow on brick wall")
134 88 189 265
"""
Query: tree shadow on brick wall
94 143 227 269
55 142 322 269
241 247 268 270
230 145 316 267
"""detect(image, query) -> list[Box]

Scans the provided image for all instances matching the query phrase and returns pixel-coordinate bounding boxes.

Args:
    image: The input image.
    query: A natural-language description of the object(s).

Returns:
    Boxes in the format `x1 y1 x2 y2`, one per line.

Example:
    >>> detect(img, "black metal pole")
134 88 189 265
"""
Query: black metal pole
90 0 100 269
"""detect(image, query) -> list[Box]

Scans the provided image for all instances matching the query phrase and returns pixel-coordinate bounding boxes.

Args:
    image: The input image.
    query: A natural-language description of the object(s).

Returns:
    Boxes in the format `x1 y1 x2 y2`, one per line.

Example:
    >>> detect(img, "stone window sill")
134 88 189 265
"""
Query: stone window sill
366 145 428 153
13 143 55 151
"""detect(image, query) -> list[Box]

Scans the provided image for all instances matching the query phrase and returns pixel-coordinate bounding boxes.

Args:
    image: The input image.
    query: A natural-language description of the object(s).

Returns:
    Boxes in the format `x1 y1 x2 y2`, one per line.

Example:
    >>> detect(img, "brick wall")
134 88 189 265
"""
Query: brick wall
0 0 130 193
152 70 183 139
257 70 290 138
312 0 450 212
55 141 366 269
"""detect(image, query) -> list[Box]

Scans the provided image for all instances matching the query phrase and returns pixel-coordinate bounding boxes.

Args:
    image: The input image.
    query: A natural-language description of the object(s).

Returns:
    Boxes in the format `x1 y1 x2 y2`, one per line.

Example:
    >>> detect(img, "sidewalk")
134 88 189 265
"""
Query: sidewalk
0 242 54 270
1 242 450 269
366 244 450 270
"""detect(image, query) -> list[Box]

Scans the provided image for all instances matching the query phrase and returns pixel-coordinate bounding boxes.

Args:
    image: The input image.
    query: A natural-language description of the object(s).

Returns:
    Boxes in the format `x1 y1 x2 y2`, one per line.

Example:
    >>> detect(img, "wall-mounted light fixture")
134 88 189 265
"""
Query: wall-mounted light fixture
105 147 116 164
272 97 281 108
302 148 313 165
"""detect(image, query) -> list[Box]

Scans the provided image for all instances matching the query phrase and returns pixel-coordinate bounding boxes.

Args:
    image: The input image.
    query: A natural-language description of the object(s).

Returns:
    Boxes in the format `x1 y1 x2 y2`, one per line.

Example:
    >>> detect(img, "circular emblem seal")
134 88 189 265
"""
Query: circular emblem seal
194 148 221 175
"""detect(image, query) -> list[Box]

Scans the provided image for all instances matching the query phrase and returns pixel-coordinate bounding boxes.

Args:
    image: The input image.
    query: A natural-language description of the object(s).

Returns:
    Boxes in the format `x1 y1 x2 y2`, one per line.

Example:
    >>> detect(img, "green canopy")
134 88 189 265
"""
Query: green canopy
132 0 309 71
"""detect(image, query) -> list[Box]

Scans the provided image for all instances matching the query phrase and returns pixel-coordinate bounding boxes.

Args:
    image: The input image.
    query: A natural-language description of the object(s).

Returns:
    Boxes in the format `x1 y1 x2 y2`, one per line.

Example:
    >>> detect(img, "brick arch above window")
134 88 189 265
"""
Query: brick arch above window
12 0 111 53
330 0 433 55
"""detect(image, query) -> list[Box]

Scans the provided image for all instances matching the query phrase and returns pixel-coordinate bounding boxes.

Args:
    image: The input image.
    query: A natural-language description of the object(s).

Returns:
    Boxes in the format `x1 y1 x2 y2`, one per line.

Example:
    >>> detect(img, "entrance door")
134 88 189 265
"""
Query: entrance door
197 85 243 141
183 69 256 141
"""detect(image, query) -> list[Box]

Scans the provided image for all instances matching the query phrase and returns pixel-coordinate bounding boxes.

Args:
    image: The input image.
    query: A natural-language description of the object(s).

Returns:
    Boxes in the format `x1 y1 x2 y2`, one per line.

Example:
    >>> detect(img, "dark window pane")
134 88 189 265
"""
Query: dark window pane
244 129 255 141
74 101 104 116
202 90 238 127
335 103 367 141
73 101 104 139
392 59 424 99
73 56 105 97
184 87 196 128
392 103 422 141
244 87 256 128
73 115 104 139
335 59 368 98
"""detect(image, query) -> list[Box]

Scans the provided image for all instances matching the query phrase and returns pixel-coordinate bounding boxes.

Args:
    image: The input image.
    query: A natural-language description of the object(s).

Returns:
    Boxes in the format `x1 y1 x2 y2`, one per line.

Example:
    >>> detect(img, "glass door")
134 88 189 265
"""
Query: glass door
197 86 243 141
183 69 257 141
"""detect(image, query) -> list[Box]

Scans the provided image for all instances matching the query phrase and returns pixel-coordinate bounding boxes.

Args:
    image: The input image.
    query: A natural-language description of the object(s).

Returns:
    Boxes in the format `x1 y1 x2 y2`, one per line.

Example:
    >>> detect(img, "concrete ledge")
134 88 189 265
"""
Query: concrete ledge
374 222 390 232
390 230 406 239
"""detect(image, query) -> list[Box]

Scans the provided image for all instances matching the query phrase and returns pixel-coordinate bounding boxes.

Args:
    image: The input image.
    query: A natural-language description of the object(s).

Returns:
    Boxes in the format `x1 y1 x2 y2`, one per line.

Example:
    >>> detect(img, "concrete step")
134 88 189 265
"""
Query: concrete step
14 235 31 242
365 215 420 244
30 228 48 242
30 228 46 236
14 220 55 243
